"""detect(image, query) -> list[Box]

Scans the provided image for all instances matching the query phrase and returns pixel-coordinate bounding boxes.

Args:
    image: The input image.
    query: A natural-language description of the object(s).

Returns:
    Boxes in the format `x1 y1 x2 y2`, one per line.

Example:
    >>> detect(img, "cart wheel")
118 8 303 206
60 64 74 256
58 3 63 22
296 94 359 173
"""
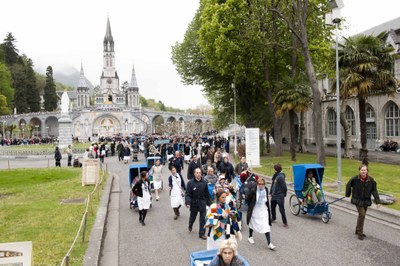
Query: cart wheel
322 211 330 223
289 195 301 216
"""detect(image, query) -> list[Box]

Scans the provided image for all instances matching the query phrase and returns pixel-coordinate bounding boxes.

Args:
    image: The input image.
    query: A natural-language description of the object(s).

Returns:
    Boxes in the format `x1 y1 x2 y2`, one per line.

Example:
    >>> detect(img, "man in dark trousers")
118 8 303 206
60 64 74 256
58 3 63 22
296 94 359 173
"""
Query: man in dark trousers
187 154 199 180
185 168 211 240
270 164 288 227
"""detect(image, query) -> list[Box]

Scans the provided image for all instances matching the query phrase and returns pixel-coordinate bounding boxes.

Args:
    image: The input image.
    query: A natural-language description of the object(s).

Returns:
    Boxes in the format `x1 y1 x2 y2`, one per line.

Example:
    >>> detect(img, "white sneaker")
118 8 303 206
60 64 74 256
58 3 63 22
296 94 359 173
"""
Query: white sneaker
268 243 276 250
248 237 255 244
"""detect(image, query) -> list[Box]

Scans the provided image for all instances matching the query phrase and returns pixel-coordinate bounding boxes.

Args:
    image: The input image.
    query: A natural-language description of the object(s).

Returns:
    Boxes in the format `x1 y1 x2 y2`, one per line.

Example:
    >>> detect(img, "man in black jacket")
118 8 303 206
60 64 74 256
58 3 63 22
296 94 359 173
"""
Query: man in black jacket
187 155 199 180
270 164 288 227
170 151 184 175
185 168 211 240
346 165 381 240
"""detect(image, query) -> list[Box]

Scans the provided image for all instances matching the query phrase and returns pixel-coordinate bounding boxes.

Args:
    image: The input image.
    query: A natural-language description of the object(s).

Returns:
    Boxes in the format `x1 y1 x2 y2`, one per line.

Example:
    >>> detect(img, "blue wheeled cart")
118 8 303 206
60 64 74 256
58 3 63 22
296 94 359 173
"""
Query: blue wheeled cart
289 164 344 223
129 163 148 209
190 249 250 266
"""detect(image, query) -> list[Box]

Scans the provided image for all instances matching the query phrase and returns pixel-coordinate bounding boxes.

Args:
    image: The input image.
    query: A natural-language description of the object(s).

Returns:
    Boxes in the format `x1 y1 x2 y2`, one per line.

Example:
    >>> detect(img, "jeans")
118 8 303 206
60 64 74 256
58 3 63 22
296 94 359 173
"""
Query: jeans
271 197 287 225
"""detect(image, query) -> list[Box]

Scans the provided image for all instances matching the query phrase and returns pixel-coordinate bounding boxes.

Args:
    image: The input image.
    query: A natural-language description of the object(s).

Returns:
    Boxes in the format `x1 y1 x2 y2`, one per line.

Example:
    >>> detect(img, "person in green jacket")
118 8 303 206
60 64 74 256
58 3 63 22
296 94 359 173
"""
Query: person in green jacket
346 164 381 240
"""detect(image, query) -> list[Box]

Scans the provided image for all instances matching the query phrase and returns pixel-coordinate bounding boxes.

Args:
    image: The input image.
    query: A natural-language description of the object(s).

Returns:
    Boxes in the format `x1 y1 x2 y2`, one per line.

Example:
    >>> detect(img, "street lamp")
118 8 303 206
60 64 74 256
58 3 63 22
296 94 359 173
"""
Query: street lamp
2 121 5 140
326 0 344 193
35 125 39 137
46 126 49 137
231 83 237 156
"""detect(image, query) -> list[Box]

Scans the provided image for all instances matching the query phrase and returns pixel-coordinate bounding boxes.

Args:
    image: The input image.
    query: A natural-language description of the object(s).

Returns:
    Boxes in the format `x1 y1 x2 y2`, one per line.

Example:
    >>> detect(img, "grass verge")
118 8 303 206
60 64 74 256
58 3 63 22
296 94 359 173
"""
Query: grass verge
0 167 106 265
237 151 400 211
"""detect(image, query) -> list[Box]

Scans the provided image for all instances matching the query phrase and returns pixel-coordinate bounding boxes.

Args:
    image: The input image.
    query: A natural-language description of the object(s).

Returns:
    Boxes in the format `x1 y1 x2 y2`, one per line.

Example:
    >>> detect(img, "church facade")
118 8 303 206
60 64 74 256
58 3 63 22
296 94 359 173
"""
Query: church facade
0 18 211 140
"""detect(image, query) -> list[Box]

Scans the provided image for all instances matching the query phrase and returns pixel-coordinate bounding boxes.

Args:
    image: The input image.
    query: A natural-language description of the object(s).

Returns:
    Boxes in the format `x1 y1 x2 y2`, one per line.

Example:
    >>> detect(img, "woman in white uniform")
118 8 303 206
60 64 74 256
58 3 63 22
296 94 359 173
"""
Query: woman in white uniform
151 159 163 201
245 178 275 250
168 166 186 220
132 171 151 226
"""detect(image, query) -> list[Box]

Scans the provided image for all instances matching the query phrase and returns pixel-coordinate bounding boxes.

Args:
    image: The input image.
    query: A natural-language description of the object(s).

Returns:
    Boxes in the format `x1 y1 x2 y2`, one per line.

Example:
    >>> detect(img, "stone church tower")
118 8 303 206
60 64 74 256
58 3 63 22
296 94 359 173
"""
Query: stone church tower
95 17 124 106
126 64 140 108
76 63 90 107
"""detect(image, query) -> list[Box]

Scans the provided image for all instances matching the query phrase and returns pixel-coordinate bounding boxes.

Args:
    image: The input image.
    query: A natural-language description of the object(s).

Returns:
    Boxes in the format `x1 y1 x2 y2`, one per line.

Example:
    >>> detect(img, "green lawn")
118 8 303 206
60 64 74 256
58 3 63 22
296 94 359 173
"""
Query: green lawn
245 151 400 210
0 168 105 265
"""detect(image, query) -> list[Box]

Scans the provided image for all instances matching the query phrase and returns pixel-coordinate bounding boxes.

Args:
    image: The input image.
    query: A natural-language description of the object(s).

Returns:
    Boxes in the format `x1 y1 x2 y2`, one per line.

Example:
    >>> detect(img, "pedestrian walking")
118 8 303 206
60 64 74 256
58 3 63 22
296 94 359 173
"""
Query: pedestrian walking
123 146 131 164
151 159 163 201
132 171 152 226
168 166 186 220
185 168 211 240
245 178 275 250
345 164 381 240
270 164 288 227
169 151 184 175
54 146 62 167
218 157 234 183
205 189 241 250
187 154 199 180
67 145 72 166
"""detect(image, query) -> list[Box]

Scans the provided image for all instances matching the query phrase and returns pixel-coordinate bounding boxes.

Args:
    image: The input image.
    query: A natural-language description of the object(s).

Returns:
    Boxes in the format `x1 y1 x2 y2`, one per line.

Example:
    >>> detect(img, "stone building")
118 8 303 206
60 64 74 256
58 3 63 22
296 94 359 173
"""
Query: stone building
281 17 400 150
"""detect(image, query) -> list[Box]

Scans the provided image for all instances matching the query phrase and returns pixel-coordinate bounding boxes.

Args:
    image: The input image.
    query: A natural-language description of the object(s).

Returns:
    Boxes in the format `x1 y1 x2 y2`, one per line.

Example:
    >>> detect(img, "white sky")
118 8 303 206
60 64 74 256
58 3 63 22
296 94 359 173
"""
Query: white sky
0 0 399 108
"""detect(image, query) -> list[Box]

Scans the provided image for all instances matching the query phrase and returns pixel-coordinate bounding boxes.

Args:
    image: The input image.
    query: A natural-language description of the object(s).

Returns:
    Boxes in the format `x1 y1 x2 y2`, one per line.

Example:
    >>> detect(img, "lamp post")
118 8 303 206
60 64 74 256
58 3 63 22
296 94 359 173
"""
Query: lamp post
326 0 344 193
46 126 49 137
231 83 237 156
2 121 5 140
35 125 39 137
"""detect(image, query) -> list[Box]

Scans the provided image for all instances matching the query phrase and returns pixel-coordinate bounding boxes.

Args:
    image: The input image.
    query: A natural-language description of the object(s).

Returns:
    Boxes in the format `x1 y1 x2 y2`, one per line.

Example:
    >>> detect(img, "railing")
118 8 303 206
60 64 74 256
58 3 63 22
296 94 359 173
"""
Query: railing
60 164 107 266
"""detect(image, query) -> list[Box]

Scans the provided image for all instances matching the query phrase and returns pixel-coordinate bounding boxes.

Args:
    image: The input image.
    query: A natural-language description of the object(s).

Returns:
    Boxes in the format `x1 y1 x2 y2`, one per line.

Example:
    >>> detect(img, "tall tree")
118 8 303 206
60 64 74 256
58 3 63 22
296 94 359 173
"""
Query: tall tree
9 61 29 113
1 33 19 66
338 33 398 165
43 66 58 111
0 62 14 113
24 57 41 112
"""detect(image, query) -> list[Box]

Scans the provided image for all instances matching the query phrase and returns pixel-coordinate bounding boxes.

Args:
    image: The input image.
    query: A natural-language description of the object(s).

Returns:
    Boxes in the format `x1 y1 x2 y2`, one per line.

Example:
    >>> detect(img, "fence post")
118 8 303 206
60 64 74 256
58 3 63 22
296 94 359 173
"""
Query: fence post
8 160 10 169
65 255 69 266
48 158 50 168
90 193 93 215
82 211 88 243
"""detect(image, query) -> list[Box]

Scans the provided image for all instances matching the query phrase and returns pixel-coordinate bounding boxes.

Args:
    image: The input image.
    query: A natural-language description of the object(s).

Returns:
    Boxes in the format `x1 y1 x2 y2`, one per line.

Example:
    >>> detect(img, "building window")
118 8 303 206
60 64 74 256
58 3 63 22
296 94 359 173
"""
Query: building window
366 106 375 119
345 106 356 135
385 103 400 137
327 109 336 135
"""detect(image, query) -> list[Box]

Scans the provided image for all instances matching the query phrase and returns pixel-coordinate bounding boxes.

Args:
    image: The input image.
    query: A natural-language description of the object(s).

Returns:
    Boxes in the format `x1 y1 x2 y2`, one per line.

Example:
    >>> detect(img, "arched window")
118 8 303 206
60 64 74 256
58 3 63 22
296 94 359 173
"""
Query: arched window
385 103 400 137
366 106 375 119
327 109 336 135
345 106 356 135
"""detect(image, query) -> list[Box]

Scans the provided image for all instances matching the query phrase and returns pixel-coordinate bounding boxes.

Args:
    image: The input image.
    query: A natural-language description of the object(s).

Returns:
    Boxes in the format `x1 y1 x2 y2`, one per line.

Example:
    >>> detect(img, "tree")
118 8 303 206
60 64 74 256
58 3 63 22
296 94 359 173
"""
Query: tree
274 75 310 161
23 56 41 112
43 66 58 111
9 62 29 113
1 33 19 66
338 33 398 165
0 62 14 113
269 0 333 165
0 95 10 115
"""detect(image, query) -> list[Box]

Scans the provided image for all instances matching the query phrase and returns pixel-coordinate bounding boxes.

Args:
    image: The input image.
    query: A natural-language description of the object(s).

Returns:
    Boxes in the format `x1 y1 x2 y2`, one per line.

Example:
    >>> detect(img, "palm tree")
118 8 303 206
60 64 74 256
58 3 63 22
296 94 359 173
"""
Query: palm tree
338 32 398 165
274 76 311 161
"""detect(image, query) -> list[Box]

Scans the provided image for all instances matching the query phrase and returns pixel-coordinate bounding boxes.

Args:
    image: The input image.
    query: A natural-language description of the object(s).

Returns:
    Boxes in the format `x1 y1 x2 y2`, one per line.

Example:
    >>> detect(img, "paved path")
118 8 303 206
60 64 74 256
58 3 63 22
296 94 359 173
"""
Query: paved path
101 155 400 266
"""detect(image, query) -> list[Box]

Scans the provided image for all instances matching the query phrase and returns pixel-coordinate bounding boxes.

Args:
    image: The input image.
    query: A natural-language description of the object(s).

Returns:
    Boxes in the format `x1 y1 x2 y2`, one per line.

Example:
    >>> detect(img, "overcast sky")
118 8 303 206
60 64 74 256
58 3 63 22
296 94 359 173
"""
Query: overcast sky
1 0 399 108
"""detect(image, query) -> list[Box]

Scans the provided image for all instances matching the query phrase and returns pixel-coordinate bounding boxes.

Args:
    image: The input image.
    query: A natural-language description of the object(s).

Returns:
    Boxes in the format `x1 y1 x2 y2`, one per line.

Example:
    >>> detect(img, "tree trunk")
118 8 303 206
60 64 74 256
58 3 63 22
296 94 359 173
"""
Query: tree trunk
262 54 282 156
358 96 369 165
289 110 297 161
340 103 353 159
266 130 271 154
298 111 307 153
302 46 326 165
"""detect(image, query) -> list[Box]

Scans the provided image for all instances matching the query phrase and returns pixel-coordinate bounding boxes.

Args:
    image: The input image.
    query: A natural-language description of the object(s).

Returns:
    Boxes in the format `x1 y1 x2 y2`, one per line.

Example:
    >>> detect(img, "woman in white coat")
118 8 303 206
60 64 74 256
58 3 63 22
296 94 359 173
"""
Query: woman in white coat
151 159 163 201
168 166 186 220
132 171 152 226
245 178 275 250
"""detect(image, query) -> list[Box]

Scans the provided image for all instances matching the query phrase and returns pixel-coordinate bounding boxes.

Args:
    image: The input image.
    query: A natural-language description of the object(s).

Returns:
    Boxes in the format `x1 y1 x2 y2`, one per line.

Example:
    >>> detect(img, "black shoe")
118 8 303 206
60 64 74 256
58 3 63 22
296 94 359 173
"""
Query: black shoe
142 221 146 226
358 234 364 240
199 235 207 240
188 226 192 232
355 232 366 237
174 215 178 220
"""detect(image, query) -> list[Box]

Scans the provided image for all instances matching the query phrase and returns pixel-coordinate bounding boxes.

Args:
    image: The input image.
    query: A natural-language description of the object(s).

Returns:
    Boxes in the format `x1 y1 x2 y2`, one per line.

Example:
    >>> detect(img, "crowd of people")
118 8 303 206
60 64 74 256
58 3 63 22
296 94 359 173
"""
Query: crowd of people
47 132 381 263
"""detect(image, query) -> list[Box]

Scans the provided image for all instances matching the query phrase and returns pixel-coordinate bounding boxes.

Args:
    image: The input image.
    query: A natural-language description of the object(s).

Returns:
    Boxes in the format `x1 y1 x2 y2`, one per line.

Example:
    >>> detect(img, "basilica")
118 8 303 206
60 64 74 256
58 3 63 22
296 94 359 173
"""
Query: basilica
0 18 211 140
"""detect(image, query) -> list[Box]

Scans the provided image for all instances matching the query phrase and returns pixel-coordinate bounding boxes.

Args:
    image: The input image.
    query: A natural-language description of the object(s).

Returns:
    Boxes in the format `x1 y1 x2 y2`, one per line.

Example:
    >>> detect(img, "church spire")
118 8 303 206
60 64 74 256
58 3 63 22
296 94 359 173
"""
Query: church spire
129 64 138 88
103 16 114 52
78 62 88 88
